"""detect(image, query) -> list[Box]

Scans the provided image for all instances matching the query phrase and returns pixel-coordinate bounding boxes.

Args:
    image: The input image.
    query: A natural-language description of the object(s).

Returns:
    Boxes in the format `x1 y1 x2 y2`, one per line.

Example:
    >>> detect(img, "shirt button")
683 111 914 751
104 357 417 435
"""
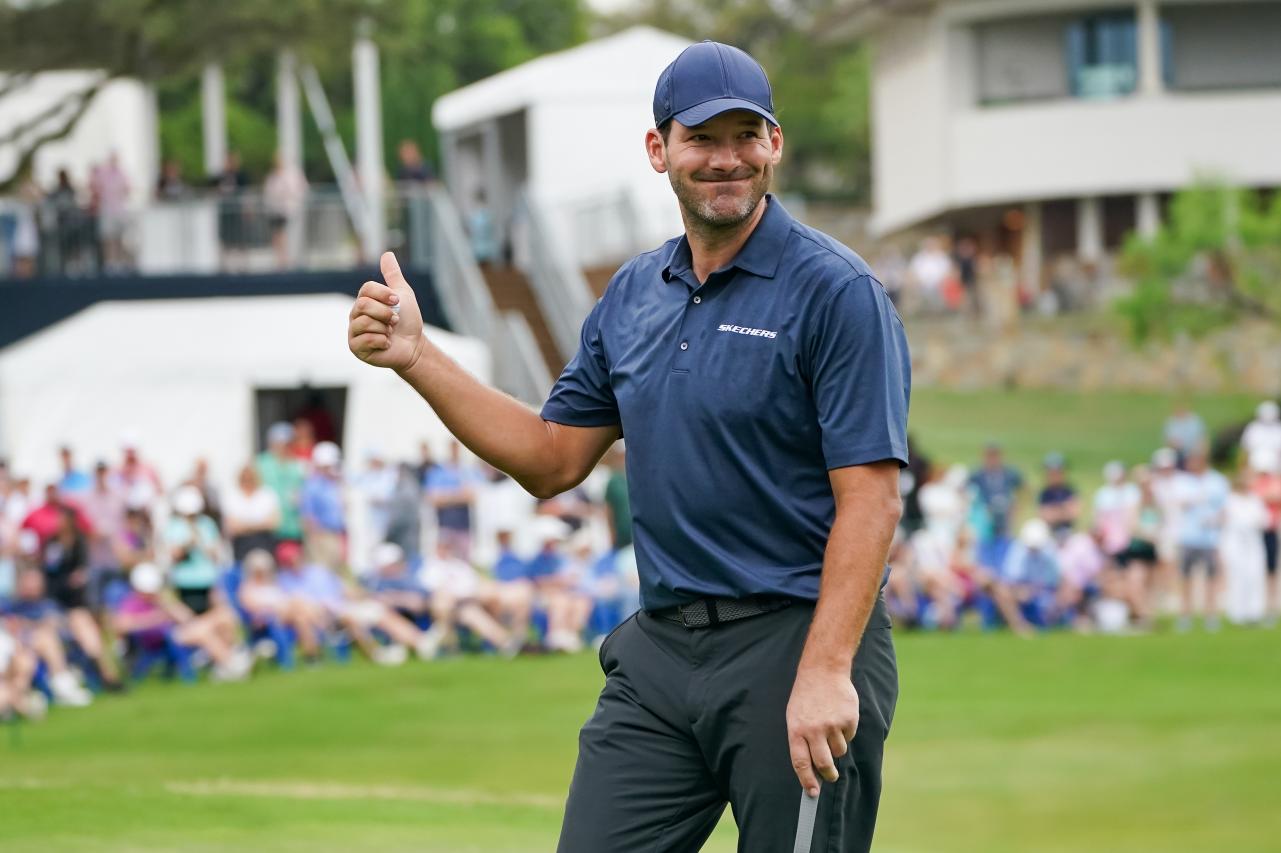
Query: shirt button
679 341 689 351
692 296 701 304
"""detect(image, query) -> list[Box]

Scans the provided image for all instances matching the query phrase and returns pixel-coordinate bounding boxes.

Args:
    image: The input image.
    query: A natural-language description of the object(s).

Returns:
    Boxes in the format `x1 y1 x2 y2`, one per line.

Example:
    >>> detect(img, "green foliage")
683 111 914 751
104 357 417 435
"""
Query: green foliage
1116 183 1281 343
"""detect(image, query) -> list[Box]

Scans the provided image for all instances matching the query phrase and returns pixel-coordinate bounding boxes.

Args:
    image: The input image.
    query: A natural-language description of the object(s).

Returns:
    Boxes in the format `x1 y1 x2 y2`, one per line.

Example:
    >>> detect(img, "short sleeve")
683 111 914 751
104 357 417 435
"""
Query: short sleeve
807 276 911 470
540 299 620 427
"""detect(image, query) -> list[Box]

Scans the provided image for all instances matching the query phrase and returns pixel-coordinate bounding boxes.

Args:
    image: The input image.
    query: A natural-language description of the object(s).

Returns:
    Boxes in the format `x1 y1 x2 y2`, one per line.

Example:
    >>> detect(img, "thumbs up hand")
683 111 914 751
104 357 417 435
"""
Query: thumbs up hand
349 252 426 373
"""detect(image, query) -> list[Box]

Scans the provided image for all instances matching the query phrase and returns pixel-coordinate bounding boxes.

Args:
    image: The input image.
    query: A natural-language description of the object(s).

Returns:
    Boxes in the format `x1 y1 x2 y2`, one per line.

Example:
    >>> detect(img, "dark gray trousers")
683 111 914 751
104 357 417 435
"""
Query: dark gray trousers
557 597 898 852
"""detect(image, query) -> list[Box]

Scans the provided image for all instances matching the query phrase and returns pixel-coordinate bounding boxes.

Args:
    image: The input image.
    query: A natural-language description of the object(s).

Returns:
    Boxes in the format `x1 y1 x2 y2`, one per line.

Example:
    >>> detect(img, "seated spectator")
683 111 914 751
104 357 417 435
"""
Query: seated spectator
948 527 1033 636
275 541 436 665
0 569 93 706
1057 529 1107 629
39 505 123 690
114 563 252 682
0 621 44 720
21 483 91 547
364 542 431 624
165 486 224 614
1000 519 1062 629
223 464 281 561
418 539 517 656
1093 461 1140 561
1037 453 1080 540
236 549 324 662
541 532 598 652
485 530 535 646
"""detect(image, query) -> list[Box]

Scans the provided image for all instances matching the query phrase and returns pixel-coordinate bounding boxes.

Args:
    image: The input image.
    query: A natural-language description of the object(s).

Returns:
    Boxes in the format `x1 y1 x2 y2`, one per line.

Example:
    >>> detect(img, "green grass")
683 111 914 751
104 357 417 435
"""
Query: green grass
3 629 1279 852
2 387 1274 851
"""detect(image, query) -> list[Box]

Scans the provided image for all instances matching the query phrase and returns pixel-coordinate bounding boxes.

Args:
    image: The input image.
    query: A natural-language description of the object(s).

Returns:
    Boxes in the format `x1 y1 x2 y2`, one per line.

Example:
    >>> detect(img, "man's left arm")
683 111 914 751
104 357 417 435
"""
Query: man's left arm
786 460 902 799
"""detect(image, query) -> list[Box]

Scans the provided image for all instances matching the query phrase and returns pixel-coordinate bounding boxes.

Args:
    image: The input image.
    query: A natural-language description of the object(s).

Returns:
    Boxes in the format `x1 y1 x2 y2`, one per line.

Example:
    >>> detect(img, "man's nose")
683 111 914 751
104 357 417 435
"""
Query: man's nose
706 140 741 171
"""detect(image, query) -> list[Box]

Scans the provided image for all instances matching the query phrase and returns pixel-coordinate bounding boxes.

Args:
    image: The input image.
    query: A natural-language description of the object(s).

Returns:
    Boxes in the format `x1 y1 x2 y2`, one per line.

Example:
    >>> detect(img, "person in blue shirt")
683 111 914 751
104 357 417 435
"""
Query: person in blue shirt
423 442 482 558
348 40 908 852
970 442 1025 570
55 446 92 496
299 441 347 574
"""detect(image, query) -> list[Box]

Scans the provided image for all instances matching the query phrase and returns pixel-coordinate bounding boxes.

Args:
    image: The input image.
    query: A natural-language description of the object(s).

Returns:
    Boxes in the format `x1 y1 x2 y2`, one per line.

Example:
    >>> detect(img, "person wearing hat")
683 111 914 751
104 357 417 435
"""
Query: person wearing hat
256 422 306 546
1036 452 1080 541
164 485 223 614
113 563 252 682
349 40 908 851
299 441 347 574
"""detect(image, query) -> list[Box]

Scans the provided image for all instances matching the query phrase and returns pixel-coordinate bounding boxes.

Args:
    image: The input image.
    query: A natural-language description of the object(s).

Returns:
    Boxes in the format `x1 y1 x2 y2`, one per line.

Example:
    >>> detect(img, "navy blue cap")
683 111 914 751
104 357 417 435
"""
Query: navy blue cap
653 41 777 129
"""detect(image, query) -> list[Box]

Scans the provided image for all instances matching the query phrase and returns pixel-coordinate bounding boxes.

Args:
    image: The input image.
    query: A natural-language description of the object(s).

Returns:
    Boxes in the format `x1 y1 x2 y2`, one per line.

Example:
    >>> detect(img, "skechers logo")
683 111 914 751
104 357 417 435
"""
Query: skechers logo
717 324 777 339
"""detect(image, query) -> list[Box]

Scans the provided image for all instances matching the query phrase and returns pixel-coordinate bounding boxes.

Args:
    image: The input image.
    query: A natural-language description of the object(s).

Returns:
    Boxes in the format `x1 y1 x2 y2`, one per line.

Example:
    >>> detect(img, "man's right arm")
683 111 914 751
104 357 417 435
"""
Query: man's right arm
349 252 619 499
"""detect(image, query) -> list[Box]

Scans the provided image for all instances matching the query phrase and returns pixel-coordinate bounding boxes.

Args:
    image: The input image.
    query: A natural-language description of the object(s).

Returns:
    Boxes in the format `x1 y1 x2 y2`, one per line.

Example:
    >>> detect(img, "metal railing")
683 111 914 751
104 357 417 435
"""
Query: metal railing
514 190 597 363
422 184 552 404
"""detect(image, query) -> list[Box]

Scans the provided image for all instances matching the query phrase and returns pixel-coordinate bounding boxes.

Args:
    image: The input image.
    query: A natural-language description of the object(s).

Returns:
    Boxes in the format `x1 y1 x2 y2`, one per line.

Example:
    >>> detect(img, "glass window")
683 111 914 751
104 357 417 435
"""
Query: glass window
1065 11 1137 99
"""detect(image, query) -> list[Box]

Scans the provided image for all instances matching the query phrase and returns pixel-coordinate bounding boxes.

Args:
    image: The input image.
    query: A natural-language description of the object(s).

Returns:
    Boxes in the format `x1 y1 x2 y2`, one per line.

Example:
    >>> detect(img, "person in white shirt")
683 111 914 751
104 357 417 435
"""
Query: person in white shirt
1241 401 1281 462
1220 470 1269 625
222 464 281 562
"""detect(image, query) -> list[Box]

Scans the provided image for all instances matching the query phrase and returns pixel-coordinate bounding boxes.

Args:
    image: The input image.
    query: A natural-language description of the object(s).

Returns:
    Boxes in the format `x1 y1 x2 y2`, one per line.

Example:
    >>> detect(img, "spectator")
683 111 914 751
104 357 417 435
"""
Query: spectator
223 464 281 562
1093 461 1140 560
1248 449 1281 628
1163 401 1206 467
969 443 1024 571
263 151 308 269
91 152 131 272
1056 528 1107 629
486 529 535 646
467 189 498 266
79 462 126 598
0 568 93 706
1000 519 1062 629
364 542 431 625
187 458 222 530
276 540 437 665
953 235 980 316
256 422 306 546
1115 466 1161 627
39 505 123 690
542 532 598 653
110 434 163 511
384 463 424 563
164 485 223 614
115 563 251 681
290 418 317 461
1241 400 1281 463
355 449 397 552
55 445 91 496
0 623 43 720
601 443 632 551
1172 449 1229 631
300 441 347 573
156 159 188 201
417 538 515 656
47 168 91 274
424 442 482 558
1037 452 1080 540
908 235 952 313
112 506 155 577
1220 469 1268 625
21 483 91 547
236 548 323 662
211 150 249 271
395 140 435 184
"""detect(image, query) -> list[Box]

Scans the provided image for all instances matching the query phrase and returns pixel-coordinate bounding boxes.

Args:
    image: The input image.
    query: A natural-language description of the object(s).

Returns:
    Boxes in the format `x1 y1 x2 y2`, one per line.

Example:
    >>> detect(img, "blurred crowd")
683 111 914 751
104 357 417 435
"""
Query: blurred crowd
0 139 437 279
891 400 1281 637
0 420 635 723
5 398 1278 723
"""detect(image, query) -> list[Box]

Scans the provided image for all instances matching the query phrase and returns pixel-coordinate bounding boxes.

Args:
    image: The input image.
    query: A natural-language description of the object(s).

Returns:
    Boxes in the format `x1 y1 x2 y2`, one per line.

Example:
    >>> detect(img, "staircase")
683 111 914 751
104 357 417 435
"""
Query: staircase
482 265 565 376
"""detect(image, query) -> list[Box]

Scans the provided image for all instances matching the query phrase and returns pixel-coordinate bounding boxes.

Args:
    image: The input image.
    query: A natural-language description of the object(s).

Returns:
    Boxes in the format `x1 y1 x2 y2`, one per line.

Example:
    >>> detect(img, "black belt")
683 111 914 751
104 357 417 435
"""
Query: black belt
650 596 795 629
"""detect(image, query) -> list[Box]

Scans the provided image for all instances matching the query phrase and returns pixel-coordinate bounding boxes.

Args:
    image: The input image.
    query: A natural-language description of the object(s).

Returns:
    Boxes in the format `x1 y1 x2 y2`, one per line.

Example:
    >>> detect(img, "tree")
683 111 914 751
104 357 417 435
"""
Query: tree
1115 183 1281 343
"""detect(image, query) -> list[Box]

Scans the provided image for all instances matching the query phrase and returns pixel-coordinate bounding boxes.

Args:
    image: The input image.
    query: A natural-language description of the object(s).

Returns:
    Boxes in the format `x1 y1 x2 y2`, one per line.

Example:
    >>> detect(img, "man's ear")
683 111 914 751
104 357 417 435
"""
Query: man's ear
645 128 668 174
770 124 784 166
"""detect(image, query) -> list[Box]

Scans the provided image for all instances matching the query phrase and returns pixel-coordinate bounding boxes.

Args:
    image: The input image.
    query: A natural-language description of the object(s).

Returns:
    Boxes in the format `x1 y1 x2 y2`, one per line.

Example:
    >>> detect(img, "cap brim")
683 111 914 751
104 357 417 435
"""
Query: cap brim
672 98 777 128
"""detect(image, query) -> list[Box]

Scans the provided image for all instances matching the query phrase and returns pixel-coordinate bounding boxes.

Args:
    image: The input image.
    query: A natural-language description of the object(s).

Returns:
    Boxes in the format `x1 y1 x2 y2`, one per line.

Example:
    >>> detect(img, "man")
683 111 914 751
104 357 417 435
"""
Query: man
299 441 347 573
1172 447 1229 631
1037 452 1080 541
969 442 1025 571
256 421 306 546
423 442 482 558
348 40 908 851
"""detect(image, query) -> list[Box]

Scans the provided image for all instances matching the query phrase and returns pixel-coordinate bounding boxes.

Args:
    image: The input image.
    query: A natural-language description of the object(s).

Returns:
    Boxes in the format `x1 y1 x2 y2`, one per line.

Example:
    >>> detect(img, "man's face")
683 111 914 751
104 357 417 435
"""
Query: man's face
647 111 782 232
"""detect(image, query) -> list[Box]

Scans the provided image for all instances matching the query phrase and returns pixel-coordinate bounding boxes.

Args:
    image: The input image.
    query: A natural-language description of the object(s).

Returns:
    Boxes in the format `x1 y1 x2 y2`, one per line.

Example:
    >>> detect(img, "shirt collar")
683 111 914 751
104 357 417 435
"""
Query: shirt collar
661 193 791 283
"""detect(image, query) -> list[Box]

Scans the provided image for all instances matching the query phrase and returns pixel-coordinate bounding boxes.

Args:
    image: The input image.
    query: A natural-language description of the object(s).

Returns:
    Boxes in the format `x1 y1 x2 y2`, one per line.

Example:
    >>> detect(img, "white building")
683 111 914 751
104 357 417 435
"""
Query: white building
432 26 693 269
849 0 1281 288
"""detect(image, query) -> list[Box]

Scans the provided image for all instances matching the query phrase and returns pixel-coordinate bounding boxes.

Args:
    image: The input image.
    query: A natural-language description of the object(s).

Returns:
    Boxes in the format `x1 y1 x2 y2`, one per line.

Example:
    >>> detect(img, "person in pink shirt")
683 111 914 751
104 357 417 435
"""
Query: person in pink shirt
114 563 251 682
1248 450 1281 627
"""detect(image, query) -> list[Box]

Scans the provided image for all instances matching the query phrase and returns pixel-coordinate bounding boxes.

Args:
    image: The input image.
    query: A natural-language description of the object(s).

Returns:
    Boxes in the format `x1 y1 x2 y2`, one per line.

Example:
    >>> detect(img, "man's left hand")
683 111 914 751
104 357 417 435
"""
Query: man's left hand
786 667 859 798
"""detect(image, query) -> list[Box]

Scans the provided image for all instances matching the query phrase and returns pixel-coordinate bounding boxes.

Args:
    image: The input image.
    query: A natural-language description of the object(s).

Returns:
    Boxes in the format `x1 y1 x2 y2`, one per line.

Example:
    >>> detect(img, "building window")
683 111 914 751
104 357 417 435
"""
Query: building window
1163 2 1281 91
1066 11 1137 99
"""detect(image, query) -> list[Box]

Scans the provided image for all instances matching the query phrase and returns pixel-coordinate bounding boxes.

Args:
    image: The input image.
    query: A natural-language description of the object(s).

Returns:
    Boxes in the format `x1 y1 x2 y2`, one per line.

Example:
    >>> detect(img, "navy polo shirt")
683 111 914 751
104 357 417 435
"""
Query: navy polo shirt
541 196 911 611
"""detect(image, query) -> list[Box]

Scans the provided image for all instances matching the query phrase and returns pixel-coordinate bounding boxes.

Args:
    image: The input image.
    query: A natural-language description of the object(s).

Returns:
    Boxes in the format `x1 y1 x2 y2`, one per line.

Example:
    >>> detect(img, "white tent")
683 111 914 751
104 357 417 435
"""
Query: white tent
433 26 692 266
0 294 490 490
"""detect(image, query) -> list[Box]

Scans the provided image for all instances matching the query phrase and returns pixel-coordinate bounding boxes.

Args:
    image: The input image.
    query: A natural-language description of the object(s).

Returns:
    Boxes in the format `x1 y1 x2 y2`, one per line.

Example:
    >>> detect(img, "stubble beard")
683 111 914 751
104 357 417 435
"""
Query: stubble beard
667 161 772 237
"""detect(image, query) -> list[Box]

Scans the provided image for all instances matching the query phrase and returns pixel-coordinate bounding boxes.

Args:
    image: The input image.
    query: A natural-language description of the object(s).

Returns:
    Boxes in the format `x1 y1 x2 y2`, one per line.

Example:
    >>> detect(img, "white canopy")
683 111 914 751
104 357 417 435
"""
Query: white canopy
0 294 490 489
